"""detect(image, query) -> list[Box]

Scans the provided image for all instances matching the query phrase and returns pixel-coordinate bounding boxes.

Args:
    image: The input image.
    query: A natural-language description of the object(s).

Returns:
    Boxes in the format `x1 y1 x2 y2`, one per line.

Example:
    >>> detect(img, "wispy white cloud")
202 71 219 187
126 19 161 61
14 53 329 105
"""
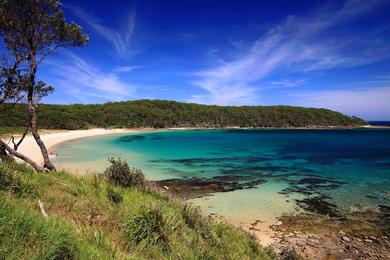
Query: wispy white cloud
44 51 138 102
66 5 137 59
270 79 306 88
190 0 390 105
291 87 390 120
113 66 143 73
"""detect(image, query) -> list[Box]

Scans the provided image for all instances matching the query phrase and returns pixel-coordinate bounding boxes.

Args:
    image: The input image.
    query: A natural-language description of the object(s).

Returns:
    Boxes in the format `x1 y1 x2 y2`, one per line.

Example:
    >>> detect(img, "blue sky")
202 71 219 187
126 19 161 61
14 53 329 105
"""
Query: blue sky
36 0 390 120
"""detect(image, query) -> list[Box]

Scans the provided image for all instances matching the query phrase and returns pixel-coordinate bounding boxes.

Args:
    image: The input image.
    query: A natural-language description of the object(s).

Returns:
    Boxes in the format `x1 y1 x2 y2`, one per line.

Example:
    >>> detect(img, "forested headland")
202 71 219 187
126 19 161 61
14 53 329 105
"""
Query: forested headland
1 99 366 129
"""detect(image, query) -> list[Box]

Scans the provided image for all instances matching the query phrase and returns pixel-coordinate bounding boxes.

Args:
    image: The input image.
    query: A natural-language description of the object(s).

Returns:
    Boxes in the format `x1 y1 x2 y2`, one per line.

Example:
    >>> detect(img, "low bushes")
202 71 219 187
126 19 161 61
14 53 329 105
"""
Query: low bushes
104 157 145 188
106 187 123 204
181 203 211 237
124 205 172 251
0 162 36 197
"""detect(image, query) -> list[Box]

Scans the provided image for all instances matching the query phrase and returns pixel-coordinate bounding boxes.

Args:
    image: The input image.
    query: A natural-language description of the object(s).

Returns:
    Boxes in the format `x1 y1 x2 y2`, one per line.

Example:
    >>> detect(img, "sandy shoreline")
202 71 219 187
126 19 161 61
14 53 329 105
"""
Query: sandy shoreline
9 128 157 166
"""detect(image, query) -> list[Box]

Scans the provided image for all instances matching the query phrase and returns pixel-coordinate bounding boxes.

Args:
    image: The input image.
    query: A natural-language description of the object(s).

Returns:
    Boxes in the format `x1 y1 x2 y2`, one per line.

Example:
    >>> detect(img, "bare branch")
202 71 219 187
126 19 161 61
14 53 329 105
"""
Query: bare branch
0 140 44 171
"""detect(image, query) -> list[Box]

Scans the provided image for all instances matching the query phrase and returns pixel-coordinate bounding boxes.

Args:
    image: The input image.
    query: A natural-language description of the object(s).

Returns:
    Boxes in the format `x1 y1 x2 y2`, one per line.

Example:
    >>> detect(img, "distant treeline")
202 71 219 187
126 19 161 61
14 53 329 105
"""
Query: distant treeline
1 99 366 129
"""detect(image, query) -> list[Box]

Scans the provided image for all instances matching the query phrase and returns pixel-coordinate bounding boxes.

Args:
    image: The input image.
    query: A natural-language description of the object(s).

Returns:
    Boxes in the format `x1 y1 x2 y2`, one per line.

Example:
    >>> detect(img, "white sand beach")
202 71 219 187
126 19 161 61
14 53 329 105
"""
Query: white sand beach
9 128 154 166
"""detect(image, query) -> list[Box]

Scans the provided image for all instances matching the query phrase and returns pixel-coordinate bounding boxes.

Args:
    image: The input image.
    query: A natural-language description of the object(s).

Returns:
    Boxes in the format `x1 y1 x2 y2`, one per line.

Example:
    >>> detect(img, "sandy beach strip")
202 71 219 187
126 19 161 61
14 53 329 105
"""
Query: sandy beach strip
6 128 156 166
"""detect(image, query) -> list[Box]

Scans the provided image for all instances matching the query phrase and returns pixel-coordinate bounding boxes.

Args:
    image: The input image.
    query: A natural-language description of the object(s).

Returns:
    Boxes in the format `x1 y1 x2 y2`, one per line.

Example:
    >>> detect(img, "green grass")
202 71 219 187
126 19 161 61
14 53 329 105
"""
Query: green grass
0 161 275 259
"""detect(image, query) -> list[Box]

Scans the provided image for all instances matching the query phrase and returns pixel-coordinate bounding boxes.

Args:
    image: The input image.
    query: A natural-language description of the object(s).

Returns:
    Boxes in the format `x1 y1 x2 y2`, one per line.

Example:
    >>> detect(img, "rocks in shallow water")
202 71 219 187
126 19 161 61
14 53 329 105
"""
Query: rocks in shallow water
250 219 262 226
118 135 146 142
364 239 373 243
295 195 340 217
280 176 347 197
153 176 266 199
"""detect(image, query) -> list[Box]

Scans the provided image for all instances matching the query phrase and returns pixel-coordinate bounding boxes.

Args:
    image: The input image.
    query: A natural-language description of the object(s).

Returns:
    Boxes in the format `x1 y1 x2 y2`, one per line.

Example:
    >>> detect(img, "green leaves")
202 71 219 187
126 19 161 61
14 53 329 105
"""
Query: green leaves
104 157 145 188
0 0 88 54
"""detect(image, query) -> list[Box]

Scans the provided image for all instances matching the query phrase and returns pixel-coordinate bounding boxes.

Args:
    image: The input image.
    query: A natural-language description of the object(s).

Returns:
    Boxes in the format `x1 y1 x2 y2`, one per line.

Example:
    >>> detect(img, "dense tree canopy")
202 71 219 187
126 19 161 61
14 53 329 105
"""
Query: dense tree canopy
1 100 367 129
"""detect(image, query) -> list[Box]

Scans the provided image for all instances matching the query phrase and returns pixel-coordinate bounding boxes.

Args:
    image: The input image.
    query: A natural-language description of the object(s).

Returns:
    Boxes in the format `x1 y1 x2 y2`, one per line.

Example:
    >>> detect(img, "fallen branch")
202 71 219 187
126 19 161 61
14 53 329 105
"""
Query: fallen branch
38 200 48 219
0 140 44 171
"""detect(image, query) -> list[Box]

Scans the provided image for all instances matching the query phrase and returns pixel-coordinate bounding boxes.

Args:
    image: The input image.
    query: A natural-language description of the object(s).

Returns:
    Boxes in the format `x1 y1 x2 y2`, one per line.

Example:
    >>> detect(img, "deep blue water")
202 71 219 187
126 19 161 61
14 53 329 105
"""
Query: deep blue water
54 129 390 217
368 121 390 126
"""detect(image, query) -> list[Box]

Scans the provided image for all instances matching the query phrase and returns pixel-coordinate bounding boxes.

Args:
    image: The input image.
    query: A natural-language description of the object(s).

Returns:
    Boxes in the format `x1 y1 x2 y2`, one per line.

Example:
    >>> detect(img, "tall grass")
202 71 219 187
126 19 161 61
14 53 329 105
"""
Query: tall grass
124 204 173 251
0 202 77 259
0 161 275 259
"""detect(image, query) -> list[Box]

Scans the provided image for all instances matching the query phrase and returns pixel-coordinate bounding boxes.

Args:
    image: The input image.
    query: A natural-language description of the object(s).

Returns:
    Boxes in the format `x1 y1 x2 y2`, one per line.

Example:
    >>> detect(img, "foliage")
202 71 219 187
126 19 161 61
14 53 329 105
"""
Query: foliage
0 0 88 106
0 100 366 130
106 186 123 204
104 157 145 188
0 0 89 171
0 0 88 63
0 162 36 197
181 203 211 235
0 160 274 259
124 205 171 250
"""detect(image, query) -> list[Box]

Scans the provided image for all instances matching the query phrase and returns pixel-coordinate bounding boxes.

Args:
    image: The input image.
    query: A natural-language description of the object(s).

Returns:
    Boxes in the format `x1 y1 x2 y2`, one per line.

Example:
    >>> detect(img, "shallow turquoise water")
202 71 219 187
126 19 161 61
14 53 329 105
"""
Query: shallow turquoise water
53 129 390 221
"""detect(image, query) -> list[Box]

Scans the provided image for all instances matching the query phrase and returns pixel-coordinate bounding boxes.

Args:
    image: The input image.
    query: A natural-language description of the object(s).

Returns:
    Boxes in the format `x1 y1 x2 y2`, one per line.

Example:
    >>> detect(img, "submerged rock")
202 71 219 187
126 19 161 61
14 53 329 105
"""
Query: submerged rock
295 195 340 218
152 176 266 199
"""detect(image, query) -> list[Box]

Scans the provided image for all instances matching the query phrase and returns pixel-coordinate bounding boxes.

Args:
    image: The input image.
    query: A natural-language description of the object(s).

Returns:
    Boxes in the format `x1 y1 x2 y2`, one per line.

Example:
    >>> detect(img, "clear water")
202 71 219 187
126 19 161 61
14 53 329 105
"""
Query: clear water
53 129 390 229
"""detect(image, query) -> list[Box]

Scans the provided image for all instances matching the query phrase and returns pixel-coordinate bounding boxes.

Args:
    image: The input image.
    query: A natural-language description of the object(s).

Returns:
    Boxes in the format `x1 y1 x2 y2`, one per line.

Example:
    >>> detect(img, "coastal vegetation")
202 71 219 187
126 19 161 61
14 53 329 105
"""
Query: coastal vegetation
0 99 366 130
0 0 88 171
0 160 276 259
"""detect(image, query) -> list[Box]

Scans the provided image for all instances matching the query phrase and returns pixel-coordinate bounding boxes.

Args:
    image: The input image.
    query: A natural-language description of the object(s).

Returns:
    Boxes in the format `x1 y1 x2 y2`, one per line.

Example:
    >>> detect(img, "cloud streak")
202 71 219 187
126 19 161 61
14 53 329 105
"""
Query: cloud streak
44 51 138 102
190 0 390 105
66 5 136 59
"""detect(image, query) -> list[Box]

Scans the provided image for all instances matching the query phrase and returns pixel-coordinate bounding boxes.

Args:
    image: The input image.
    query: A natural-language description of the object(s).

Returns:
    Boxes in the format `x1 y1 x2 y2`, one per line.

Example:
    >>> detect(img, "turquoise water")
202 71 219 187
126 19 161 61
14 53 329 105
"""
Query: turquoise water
53 129 390 226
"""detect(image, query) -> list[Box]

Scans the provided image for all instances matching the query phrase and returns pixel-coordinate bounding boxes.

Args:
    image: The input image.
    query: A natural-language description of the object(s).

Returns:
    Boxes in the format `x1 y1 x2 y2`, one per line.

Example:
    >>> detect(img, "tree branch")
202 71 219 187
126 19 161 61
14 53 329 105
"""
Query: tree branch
11 115 30 151
0 140 44 171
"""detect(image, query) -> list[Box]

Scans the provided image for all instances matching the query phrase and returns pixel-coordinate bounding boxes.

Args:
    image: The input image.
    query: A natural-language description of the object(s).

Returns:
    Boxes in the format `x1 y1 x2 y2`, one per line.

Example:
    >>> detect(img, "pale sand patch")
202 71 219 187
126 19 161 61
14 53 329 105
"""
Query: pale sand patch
189 181 304 246
10 128 156 166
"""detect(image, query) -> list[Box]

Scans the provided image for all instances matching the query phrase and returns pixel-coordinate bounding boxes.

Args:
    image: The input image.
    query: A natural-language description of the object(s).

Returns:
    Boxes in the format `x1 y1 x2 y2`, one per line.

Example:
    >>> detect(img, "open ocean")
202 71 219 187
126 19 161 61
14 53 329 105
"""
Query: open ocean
53 128 390 230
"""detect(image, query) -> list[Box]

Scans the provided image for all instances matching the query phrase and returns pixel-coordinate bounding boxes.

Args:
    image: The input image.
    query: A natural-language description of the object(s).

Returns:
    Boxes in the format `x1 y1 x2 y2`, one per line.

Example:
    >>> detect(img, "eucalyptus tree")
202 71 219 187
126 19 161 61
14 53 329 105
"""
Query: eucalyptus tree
0 0 88 171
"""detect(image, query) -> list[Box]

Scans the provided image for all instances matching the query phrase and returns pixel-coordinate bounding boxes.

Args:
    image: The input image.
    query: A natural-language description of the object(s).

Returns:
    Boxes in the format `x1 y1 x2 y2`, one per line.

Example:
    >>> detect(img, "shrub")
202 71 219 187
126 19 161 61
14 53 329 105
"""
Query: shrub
124 205 170 250
0 162 36 197
104 157 145 188
106 187 123 204
0 166 16 191
181 204 210 234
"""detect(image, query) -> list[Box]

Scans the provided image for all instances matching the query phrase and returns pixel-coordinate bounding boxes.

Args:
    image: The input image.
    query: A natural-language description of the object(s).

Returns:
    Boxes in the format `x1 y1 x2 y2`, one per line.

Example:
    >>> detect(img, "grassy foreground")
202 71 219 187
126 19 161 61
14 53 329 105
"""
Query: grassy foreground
0 161 275 259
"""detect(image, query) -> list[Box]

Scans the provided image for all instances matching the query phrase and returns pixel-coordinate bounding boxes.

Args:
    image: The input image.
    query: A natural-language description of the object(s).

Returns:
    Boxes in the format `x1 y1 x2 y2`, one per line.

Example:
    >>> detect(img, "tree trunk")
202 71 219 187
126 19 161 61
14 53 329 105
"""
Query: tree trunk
27 53 56 171
0 142 12 161
28 101 56 171
0 140 44 171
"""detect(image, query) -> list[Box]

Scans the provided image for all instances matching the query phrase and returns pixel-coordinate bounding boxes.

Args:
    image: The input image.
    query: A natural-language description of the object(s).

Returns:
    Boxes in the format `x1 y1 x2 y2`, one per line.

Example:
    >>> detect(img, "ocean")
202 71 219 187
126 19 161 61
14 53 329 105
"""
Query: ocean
53 128 390 235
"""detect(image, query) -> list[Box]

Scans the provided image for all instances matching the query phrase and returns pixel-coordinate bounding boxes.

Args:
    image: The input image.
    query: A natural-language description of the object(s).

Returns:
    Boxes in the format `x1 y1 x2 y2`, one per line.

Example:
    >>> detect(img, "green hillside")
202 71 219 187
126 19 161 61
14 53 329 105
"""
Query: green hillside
0 99 366 130
0 161 276 259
